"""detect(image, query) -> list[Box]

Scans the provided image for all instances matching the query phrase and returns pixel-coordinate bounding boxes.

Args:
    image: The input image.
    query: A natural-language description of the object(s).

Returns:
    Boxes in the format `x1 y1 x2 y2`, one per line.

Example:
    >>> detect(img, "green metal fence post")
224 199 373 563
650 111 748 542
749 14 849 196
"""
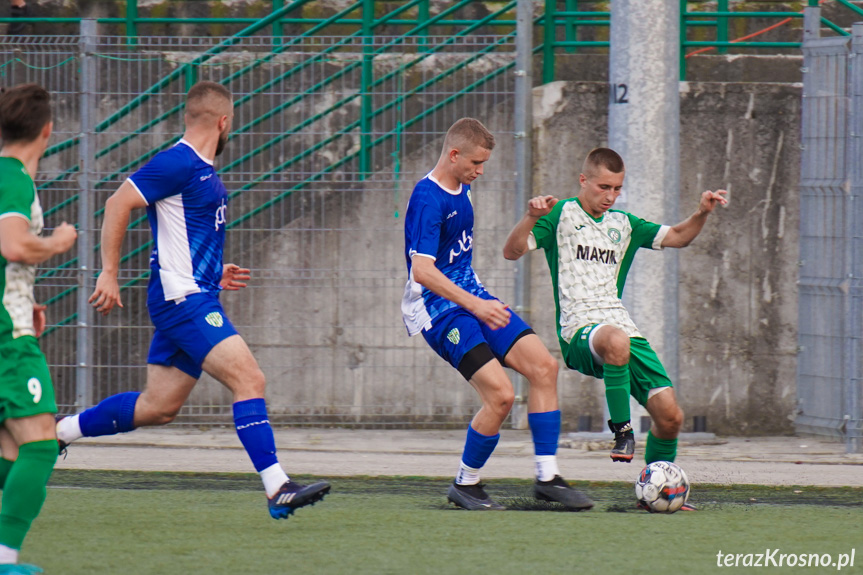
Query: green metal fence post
419 0 430 52
717 0 728 54
273 0 284 46
543 0 555 83
126 0 138 45
361 0 373 178
184 64 198 92
564 0 577 53
680 0 687 80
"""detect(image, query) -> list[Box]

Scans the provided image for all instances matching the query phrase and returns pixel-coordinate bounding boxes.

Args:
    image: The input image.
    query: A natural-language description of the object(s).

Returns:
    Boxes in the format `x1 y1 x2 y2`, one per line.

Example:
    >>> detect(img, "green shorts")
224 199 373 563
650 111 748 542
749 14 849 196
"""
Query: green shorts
0 336 56 423
561 324 673 407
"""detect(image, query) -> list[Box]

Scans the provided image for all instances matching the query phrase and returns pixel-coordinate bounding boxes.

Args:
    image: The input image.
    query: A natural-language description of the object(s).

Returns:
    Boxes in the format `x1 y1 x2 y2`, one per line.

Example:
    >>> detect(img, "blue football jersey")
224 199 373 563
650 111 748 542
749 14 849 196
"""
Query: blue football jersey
127 139 228 303
401 174 487 335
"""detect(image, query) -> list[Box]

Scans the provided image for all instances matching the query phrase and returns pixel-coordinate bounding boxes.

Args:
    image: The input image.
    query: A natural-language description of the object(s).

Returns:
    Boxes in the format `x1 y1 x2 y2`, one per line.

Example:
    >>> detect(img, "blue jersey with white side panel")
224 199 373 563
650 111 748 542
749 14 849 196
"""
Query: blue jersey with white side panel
128 139 228 304
401 174 488 335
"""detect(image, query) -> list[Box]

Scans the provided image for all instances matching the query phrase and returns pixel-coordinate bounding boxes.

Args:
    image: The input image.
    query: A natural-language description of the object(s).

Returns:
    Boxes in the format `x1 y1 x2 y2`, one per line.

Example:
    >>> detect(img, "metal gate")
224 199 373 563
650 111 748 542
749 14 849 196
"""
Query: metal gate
797 12 862 452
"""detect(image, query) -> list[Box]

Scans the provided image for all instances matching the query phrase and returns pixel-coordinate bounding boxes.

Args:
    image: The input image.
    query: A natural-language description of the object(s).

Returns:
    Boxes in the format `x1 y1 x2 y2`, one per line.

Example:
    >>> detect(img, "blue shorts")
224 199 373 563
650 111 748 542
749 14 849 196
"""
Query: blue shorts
421 302 532 374
147 292 238 379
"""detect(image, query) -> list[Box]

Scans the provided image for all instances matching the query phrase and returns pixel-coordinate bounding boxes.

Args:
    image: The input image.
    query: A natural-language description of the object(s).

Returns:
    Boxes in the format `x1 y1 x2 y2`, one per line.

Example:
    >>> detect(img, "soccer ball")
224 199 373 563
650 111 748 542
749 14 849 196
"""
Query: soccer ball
635 461 690 513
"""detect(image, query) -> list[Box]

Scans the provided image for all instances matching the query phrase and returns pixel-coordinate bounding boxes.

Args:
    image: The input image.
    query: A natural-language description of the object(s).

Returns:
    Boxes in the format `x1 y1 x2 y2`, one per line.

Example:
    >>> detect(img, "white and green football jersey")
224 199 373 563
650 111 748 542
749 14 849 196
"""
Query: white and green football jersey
529 197 669 344
0 156 43 342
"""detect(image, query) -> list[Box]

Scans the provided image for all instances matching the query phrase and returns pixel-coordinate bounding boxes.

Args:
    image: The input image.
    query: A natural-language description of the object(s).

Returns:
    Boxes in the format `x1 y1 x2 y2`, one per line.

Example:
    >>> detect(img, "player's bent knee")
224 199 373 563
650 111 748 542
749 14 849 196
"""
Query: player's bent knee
603 330 631 365
541 353 559 380
244 369 267 396
491 389 515 417
526 354 558 391
141 409 180 426
655 407 683 435
672 407 684 430
137 401 183 426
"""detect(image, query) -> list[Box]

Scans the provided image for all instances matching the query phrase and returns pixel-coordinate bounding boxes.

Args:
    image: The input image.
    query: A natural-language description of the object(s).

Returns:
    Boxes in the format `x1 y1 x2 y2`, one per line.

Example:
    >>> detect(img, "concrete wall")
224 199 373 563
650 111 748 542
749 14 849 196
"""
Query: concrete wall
205 80 800 434
17 3 802 432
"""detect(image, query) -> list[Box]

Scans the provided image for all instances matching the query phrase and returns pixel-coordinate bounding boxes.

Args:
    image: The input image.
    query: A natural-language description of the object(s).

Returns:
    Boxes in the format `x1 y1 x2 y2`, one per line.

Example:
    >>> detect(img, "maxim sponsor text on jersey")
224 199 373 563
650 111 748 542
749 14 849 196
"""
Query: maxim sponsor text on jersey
575 244 618 265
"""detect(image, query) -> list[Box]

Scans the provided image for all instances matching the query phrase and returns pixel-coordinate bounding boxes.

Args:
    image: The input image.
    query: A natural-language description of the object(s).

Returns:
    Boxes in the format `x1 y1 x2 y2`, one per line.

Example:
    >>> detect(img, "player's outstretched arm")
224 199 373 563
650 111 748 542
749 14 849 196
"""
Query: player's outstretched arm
661 189 728 249
0 217 77 265
411 255 511 330
503 195 557 260
89 180 148 315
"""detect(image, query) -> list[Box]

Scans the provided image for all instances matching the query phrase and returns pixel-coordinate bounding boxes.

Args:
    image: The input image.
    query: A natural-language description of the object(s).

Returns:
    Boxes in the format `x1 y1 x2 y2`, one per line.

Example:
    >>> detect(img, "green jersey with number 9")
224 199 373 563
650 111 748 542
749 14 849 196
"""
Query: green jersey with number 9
0 156 56 422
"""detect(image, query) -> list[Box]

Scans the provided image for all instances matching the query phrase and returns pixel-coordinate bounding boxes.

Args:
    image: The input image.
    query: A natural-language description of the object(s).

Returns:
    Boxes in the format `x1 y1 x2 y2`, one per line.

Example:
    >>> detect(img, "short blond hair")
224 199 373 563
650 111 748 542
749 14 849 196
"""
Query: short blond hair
443 117 495 154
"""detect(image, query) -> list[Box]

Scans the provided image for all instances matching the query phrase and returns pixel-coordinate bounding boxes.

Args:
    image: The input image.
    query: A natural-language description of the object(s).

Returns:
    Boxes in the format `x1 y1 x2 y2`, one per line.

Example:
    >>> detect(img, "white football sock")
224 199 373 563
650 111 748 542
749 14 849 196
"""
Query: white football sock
56 414 83 444
455 461 481 486
535 455 560 482
0 544 18 564
260 463 289 498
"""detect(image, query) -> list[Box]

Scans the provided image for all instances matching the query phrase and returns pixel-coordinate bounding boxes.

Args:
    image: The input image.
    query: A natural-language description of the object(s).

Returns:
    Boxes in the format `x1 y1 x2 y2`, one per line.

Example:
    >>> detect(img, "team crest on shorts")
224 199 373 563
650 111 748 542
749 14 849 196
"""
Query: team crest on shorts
607 228 622 243
447 328 460 345
204 311 224 327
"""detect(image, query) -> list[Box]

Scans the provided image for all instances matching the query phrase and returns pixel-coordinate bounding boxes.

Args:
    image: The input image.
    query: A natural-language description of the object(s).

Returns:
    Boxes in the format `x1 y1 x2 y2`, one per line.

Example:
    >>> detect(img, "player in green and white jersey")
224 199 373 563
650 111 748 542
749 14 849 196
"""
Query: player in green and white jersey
504 148 726 470
0 84 77 574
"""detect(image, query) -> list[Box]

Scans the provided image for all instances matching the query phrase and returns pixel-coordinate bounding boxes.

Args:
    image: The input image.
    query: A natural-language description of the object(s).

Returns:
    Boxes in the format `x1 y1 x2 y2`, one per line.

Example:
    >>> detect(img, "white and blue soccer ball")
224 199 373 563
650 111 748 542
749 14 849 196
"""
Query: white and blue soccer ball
635 461 690 513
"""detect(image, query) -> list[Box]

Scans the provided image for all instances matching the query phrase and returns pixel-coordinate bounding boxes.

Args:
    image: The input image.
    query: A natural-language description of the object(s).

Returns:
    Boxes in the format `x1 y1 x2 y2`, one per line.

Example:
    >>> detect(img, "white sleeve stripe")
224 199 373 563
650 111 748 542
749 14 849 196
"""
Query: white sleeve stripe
409 251 436 261
126 178 150 206
0 212 30 222
527 232 538 251
652 225 671 250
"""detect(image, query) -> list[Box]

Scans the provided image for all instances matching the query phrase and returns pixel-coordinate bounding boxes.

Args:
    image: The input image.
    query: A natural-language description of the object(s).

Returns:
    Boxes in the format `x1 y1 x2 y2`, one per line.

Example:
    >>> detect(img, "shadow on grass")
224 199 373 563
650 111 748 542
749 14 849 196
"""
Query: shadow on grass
51 469 863 512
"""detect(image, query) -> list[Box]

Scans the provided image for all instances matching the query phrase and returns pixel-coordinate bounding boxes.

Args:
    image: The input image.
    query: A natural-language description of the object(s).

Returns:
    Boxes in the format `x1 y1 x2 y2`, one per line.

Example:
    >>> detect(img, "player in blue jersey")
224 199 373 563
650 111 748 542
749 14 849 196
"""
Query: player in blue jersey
54 81 329 519
403 118 593 511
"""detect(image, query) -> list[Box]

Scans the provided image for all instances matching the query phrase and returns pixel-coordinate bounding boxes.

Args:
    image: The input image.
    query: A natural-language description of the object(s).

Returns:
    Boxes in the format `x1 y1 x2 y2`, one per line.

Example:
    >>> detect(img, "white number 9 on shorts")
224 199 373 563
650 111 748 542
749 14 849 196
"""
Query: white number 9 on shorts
27 377 42 403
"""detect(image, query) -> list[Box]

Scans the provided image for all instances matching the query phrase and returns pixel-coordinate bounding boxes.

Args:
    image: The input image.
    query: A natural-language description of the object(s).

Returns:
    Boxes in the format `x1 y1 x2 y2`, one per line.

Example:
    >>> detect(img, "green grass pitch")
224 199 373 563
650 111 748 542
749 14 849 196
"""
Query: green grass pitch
20 471 863 574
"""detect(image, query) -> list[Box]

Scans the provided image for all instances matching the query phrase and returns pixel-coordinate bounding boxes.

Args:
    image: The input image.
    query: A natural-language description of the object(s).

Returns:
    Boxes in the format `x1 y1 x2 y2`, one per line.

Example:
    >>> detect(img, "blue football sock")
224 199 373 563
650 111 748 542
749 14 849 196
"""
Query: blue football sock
528 410 561 456
78 391 140 437
461 425 499 470
233 398 279 472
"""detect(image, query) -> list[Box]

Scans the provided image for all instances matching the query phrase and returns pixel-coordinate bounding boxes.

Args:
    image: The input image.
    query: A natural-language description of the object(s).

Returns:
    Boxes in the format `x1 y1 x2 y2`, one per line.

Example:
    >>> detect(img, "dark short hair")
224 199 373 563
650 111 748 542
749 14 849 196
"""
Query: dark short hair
185 81 232 123
0 83 51 144
583 147 625 176
444 117 495 152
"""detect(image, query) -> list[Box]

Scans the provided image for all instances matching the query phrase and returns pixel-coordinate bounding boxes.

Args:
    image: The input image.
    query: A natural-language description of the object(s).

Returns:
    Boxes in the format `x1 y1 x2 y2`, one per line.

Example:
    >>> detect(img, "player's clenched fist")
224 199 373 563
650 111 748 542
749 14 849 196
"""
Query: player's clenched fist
50 222 77 253
472 298 511 331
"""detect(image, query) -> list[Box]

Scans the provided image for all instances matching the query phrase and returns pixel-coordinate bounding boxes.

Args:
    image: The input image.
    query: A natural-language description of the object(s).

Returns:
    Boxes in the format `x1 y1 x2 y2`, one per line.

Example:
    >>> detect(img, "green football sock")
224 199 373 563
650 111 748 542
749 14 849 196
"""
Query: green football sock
645 430 678 464
0 458 13 490
603 363 631 424
0 440 57 550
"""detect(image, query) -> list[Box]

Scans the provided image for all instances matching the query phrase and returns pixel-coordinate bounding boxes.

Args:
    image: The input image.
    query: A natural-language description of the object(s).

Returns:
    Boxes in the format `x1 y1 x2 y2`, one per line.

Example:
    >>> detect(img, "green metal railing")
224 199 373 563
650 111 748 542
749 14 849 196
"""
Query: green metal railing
539 0 859 81
36 0 524 335
25 0 863 335
677 0 860 78
4 2 861 85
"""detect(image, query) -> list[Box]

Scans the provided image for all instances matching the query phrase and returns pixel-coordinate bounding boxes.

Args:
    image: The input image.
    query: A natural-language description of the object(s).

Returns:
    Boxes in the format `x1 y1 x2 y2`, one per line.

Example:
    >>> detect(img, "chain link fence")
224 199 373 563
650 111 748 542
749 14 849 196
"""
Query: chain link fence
2 28 518 427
